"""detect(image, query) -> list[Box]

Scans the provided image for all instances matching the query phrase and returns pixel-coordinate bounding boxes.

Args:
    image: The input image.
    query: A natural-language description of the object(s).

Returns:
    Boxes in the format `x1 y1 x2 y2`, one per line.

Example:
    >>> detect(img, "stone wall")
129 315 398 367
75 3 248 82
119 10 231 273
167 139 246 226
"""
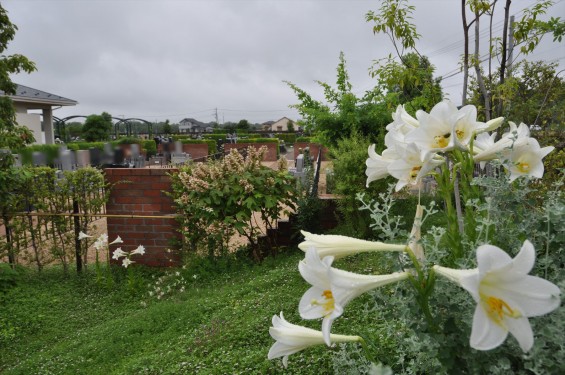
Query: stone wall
156 143 209 161
293 142 329 161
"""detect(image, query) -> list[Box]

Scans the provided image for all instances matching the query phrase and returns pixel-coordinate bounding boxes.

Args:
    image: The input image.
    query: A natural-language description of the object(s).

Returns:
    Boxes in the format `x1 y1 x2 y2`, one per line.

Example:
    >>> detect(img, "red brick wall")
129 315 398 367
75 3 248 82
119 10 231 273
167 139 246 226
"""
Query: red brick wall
183 143 209 160
224 142 278 161
293 142 329 161
156 143 209 161
105 168 181 267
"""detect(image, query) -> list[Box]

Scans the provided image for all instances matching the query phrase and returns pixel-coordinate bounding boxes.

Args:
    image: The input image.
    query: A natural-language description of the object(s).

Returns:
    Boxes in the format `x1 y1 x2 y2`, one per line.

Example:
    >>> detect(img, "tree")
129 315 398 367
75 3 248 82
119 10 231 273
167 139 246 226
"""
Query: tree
236 119 250 132
0 4 36 267
162 119 172 135
286 119 295 132
459 0 564 119
65 122 83 139
287 51 441 149
0 5 36 167
370 52 443 113
286 52 388 148
468 60 565 129
82 112 113 142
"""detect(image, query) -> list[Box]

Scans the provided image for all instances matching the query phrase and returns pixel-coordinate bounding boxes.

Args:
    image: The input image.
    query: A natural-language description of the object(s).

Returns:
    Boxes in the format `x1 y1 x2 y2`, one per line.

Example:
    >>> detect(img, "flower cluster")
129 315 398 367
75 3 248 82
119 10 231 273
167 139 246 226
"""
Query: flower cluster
268 231 560 368
112 244 145 268
268 101 560 369
365 100 554 190
269 232 410 367
79 231 145 268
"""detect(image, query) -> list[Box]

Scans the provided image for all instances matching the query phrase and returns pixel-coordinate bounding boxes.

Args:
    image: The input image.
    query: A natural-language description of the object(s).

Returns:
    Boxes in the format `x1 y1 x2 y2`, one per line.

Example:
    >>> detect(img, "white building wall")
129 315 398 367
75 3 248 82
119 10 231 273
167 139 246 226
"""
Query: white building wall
16 113 44 144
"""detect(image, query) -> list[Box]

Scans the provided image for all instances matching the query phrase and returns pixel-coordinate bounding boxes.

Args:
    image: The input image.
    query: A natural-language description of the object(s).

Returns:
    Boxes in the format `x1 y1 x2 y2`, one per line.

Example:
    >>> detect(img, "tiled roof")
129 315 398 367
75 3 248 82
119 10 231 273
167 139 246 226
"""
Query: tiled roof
2 84 77 106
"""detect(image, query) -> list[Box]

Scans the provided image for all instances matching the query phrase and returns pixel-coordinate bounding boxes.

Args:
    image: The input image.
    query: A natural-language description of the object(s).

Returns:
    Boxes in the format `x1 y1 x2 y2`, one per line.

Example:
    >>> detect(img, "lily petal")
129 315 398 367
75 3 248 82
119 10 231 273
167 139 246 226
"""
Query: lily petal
470 303 508 351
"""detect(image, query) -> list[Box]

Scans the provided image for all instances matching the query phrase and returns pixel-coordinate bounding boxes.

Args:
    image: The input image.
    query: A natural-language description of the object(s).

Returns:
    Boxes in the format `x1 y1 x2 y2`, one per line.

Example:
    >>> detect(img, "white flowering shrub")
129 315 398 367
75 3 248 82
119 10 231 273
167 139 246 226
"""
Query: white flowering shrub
171 146 297 261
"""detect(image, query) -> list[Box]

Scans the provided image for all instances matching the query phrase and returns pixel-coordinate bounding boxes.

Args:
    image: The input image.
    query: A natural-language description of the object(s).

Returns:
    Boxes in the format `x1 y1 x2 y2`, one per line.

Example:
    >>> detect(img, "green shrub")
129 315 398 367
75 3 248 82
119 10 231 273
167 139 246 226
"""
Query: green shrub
142 140 157 157
244 138 279 144
16 144 61 166
202 134 228 141
67 141 107 151
0 263 21 295
274 133 296 143
296 136 313 142
115 137 143 145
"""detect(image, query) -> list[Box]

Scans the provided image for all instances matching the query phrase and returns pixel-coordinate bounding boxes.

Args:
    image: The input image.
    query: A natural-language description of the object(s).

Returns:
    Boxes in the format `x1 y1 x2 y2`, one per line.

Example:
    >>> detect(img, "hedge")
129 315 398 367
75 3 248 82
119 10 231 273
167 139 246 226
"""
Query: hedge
274 133 296 143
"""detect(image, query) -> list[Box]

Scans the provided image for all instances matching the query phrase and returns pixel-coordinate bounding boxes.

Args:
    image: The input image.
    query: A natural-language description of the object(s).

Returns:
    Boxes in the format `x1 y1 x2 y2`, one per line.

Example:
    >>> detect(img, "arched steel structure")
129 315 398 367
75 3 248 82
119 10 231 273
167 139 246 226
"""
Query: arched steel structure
113 118 153 138
54 116 154 142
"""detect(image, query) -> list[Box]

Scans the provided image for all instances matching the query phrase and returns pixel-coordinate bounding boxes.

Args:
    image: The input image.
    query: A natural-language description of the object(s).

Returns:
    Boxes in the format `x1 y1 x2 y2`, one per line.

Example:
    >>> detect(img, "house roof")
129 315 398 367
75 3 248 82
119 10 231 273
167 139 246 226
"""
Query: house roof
274 117 294 123
179 117 207 126
2 84 78 106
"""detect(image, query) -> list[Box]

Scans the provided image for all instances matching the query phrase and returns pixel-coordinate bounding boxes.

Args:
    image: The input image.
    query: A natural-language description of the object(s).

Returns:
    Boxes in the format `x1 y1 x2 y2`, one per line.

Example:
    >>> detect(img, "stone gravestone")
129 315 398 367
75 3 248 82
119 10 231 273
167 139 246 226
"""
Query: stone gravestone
170 141 190 165
174 141 183 155
13 153 22 167
102 143 114 166
75 150 91 168
289 154 306 183
57 149 74 171
130 144 140 158
89 148 102 166
32 151 47 167
113 147 125 165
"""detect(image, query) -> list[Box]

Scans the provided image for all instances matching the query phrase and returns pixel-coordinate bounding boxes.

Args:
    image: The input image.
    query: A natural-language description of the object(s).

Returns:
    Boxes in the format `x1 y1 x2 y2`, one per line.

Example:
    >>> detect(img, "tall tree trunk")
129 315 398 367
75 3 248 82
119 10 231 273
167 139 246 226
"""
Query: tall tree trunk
497 0 512 117
474 8 491 120
461 0 470 105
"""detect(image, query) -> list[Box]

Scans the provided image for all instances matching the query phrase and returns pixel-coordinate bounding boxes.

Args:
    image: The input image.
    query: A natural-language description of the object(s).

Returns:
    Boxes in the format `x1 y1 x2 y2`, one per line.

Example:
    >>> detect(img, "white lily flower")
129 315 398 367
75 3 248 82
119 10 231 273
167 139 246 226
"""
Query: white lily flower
502 138 554 182
475 116 504 135
131 245 146 256
93 233 109 251
109 235 123 245
501 121 530 140
78 231 92 240
473 132 497 153
268 312 361 368
433 240 560 352
386 104 419 134
474 122 531 163
112 248 128 260
299 248 409 345
298 231 406 259
451 104 482 150
365 144 393 187
387 143 444 192
405 100 460 156
122 258 134 268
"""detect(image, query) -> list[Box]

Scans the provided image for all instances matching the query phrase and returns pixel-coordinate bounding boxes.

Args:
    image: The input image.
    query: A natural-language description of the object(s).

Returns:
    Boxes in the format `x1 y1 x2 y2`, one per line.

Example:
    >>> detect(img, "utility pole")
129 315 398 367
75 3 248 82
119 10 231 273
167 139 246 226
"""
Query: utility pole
214 108 219 124
507 16 515 78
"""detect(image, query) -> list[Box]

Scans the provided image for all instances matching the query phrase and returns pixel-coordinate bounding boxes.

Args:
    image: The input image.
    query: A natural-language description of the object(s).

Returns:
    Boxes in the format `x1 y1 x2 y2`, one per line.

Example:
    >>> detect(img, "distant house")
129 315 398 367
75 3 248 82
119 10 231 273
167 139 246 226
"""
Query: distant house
1 84 77 144
261 120 275 131
263 117 296 132
179 118 206 133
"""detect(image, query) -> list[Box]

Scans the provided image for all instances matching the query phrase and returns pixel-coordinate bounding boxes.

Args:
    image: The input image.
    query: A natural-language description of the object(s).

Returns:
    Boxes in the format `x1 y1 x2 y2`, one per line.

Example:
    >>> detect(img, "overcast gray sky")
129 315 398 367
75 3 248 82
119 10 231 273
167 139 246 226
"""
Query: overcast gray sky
4 0 564 124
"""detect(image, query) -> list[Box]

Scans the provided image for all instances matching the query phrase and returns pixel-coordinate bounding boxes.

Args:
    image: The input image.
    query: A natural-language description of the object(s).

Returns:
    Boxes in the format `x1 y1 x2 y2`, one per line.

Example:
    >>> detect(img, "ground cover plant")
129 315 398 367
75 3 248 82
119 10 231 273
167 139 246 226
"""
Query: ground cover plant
0 249 400 374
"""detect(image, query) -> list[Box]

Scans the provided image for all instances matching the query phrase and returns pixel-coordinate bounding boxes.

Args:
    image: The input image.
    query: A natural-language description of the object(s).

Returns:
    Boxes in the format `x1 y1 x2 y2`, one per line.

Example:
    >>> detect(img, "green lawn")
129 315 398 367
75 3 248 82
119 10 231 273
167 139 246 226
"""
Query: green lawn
0 252 352 374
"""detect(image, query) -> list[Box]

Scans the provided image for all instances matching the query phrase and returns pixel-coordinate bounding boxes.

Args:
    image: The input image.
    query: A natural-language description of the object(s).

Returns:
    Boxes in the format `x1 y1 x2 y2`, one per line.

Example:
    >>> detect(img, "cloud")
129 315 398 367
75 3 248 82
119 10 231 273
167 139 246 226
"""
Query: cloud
4 0 563 124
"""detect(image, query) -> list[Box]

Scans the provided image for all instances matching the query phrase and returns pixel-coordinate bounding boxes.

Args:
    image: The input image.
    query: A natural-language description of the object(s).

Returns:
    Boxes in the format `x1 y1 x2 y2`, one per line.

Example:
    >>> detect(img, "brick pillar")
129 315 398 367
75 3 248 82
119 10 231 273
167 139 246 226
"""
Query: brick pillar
105 168 181 267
